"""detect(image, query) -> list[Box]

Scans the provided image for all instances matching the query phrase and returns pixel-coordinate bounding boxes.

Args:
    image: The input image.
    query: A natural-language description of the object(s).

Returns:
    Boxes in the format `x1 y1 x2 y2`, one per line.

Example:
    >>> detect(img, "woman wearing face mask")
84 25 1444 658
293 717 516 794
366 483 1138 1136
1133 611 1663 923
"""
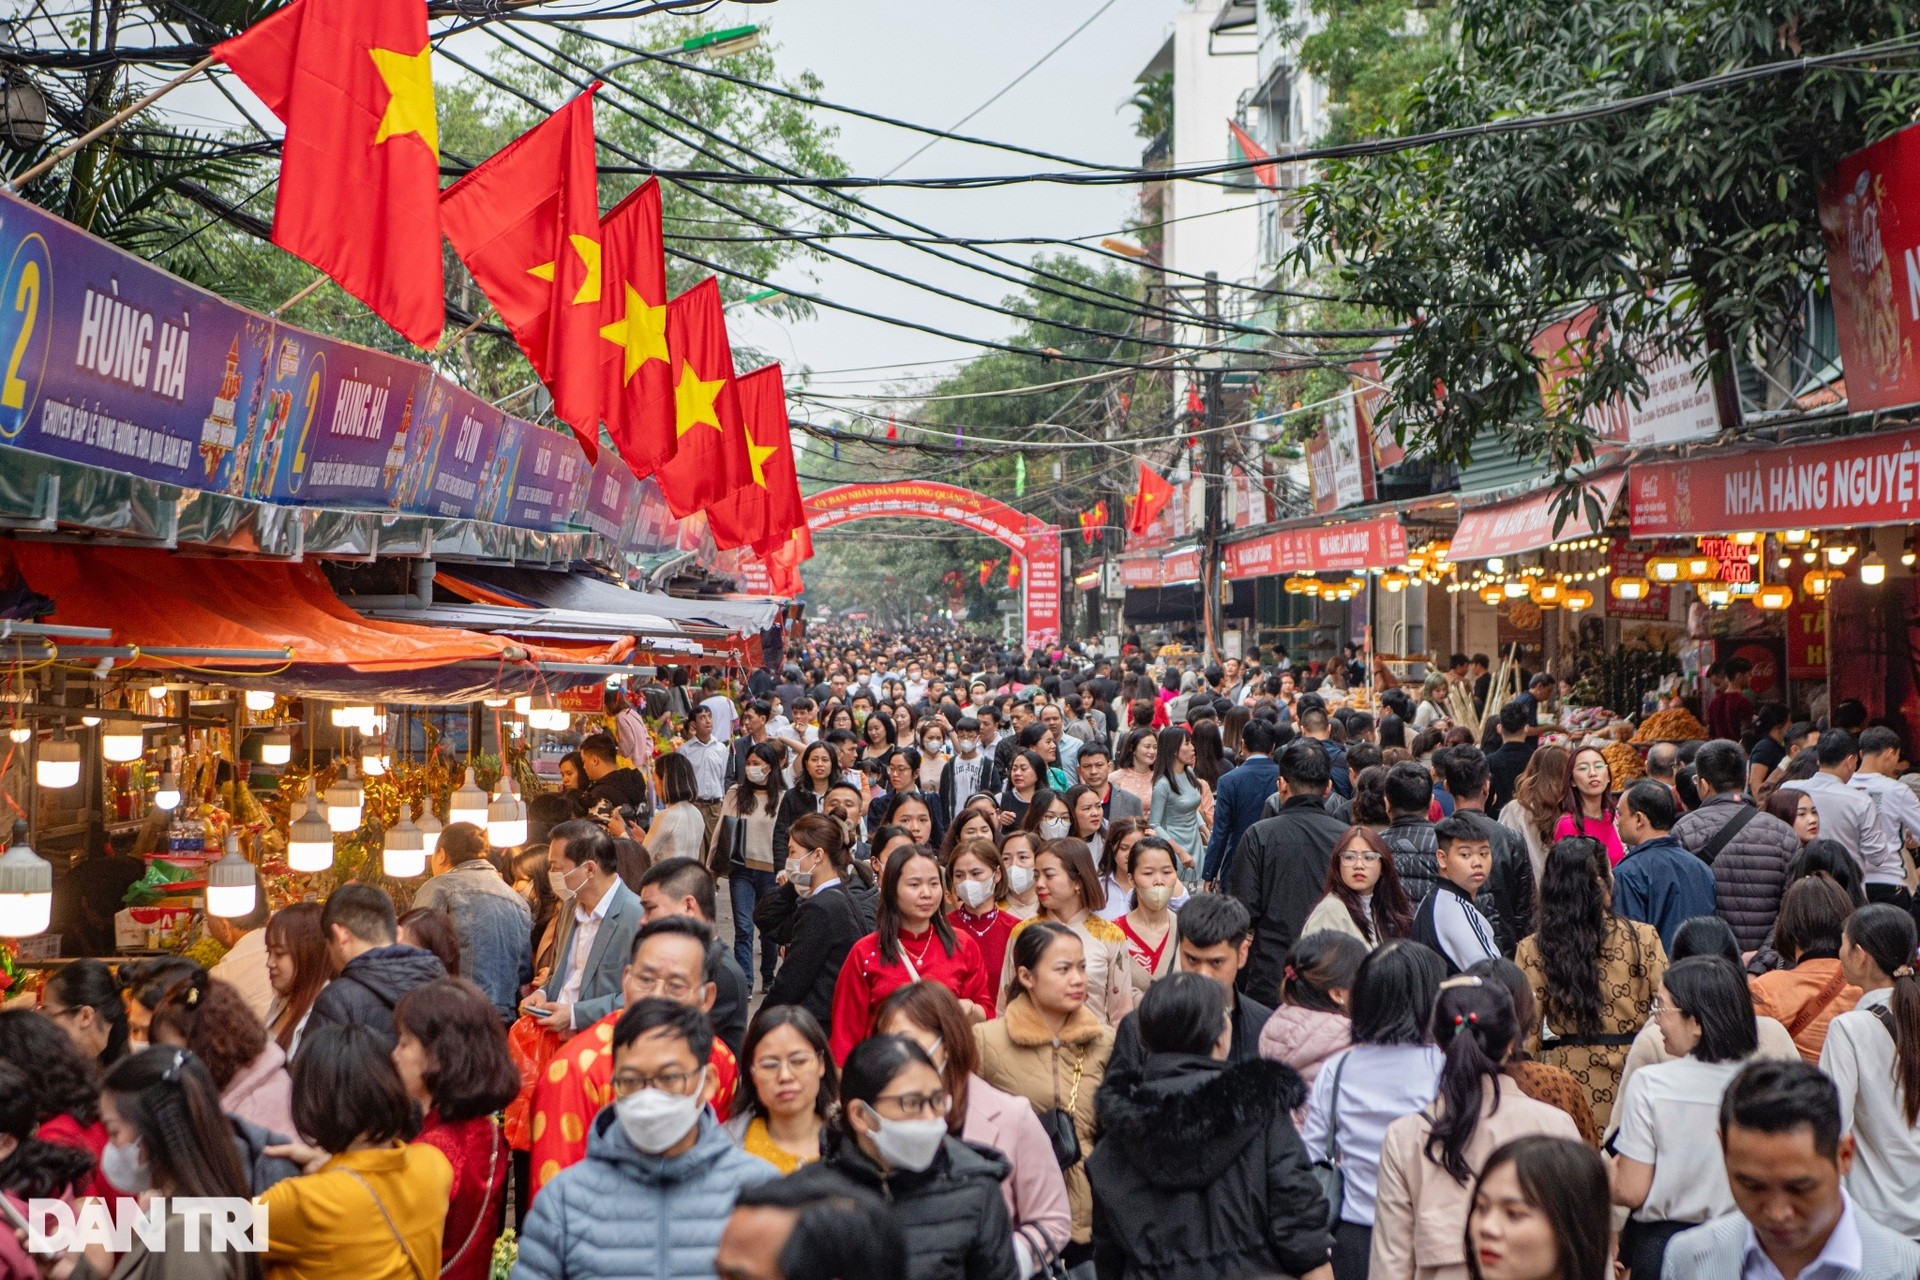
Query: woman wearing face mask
642 754 707 864
1118 838 1182 1000
38 959 130 1069
945 838 1017 984
1063 784 1108 864
918 723 950 792
264 902 331 1059
257 1025 450 1280
1096 818 1150 923
1149 726 1210 889
829 846 996 1064
1305 826 1417 948
391 980 518 1280
1001 840 1136 1027
763 816 876 1029
724 1005 835 1174
999 832 1042 922
1022 789 1071 846
773 741 838 878
55 1048 261 1280
715 741 788 992
975 921 1115 1262
1465 1136 1611 1280
998 752 1049 830
876 982 1072 1276
815 1035 1019 1280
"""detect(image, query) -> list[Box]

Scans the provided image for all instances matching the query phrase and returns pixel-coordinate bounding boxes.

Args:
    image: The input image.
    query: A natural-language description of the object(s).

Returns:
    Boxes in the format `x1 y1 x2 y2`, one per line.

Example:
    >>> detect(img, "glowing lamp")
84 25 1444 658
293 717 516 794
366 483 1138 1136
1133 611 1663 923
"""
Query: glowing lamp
1755 583 1794 611
205 835 258 919
1860 551 1887 586
417 809 442 858
324 763 364 833
449 767 490 828
1645 556 1684 583
1564 588 1595 612
1531 580 1566 607
1611 576 1650 602
244 690 276 712
36 729 79 789
259 732 291 766
101 719 144 763
383 813 427 878
488 773 528 848
1683 554 1718 582
1478 585 1504 605
1703 584 1733 608
0 820 52 937
1486 557 1505 575
154 772 182 811
287 781 334 873
1381 572 1409 593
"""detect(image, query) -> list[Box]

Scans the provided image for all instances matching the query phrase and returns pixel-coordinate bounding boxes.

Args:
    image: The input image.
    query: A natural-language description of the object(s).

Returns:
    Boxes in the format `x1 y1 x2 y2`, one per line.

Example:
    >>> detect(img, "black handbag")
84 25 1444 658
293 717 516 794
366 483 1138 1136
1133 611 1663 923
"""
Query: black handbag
1035 1047 1086 1168
710 814 745 874
1310 1052 1349 1231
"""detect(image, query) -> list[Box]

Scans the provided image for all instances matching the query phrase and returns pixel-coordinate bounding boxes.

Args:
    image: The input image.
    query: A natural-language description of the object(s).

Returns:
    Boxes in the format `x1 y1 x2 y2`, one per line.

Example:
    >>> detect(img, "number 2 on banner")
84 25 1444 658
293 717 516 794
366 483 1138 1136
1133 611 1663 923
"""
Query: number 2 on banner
287 353 324 492
0 234 51 440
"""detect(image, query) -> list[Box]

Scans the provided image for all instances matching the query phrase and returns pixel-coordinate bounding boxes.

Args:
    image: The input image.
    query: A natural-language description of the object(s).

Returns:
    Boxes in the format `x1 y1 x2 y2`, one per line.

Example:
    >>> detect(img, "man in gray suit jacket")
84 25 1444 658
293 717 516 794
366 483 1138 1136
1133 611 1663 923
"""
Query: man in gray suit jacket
1078 745 1143 821
1662 1059 1920 1280
522 819 643 1036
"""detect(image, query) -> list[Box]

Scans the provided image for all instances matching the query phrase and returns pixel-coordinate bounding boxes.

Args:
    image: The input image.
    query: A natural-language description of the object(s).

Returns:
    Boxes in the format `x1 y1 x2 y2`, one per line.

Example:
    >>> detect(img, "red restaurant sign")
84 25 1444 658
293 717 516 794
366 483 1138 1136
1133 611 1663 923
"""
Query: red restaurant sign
1223 516 1407 580
1119 546 1204 589
1629 430 1920 536
1450 470 1627 562
1818 122 1920 413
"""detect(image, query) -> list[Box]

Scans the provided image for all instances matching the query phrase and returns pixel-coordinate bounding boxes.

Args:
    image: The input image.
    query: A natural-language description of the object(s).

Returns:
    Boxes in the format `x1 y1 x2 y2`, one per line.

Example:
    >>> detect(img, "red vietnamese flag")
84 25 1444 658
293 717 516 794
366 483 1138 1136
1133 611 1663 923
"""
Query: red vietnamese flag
440 90 603 459
1126 462 1174 535
653 278 750 518
597 179 674 477
1226 118 1280 189
708 365 802 551
760 525 811 598
216 0 444 347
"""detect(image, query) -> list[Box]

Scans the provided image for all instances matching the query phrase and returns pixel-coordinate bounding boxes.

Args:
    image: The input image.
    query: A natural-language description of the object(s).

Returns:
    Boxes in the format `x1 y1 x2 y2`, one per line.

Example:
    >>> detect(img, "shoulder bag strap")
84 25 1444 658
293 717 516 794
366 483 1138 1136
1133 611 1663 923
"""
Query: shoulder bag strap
341 1167 428 1280
440 1120 501 1277
1785 967 1852 1041
1325 1051 1349 1163
1869 1001 1898 1041
1696 803 1761 866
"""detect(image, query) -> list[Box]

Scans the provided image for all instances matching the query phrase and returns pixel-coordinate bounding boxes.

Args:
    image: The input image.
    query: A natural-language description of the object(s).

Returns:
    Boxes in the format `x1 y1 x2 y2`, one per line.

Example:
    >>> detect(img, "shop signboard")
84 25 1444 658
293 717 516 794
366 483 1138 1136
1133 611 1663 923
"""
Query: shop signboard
1786 589 1828 680
1451 471 1626 562
1307 390 1376 514
1533 306 1719 447
1630 430 1920 535
1717 638 1783 699
1606 543 1672 619
1818 122 1920 413
1223 516 1407 579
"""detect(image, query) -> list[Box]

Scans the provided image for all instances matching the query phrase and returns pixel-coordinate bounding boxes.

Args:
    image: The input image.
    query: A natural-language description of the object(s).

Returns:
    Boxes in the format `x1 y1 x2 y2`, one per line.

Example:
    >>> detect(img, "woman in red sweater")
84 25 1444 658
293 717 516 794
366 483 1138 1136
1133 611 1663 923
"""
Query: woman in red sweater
946 836 1018 985
830 844 995 1062
393 979 519 1280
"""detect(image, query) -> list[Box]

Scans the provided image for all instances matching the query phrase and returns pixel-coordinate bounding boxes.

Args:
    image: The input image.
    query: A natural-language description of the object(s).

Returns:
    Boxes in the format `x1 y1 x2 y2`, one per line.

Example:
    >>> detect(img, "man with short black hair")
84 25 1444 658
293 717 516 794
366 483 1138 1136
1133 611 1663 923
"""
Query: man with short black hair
1382 759 1444 902
576 732 652 826
1226 738 1349 1000
1413 815 1500 975
1673 739 1798 952
1800 731 1902 894
1468 654 1492 716
1705 655 1756 742
680 706 732 841
1485 701 1536 812
1613 779 1717 952
1202 718 1282 884
718 1168 906 1280
1075 743 1140 820
523 819 643 1036
637 856 749 1055
306 882 446 1047
1661 1059 1920 1280
1297 705 1351 798
1105 893 1270 1078
938 715 1001 816
1849 726 1920 920
1432 745 1534 954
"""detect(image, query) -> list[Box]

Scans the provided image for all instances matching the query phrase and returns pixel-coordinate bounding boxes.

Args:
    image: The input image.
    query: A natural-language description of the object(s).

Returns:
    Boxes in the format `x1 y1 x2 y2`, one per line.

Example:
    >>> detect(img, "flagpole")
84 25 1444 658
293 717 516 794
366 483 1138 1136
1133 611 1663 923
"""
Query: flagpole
270 275 328 317
6 55 220 191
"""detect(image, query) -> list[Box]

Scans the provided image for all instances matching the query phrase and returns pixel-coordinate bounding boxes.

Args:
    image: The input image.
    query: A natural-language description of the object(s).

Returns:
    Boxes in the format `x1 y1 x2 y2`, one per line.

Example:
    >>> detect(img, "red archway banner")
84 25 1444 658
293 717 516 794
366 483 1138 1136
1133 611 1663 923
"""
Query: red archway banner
805 482 1062 647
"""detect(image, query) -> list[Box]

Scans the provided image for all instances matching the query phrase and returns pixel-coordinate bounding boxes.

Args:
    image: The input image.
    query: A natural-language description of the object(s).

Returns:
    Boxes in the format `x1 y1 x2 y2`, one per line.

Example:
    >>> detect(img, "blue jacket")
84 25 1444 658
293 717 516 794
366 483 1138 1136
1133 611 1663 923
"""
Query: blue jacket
1613 834 1717 953
1202 755 1279 883
514 1108 779 1280
541 880 644 1029
410 858 533 1022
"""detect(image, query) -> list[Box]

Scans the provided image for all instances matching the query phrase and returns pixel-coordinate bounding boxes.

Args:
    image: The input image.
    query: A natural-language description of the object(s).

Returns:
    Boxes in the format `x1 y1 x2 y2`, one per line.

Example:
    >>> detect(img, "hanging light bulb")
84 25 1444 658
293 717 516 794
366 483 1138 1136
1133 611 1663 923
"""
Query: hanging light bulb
1755 583 1794 610
1645 556 1685 583
1782 529 1810 546
383 812 427 878
0 820 52 937
329 705 356 728
1825 542 1856 566
1861 550 1888 586
1903 542 1917 568
6 725 26 745
512 694 534 716
1565 588 1595 612
36 727 79 789
79 714 100 727
259 731 291 766
360 743 389 777
1380 571 1409 592
449 767 490 828
1503 579 1529 598
1703 583 1734 608
1478 584 1504 605
100 718 144 763
154 771 182 811
482 695 511 709
244 690 276 713
417 809 442 859
287 781 334 873
487 773 528 848
205 834 258 919
1612 576 1650 602
1531 579 1566 607
1804 568 1835 598
1732 531 1758 546
148 683 170 702
324 762 364 833
1486 557 1505 575
1683 553 1718 581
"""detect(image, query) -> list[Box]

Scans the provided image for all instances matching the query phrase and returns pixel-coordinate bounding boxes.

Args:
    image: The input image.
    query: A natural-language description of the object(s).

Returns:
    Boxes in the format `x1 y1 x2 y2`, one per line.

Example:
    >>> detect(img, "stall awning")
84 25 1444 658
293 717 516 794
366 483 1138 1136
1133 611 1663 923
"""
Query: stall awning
1120 545 1203 590
1629 430 1920 537
1449 469 1626 562
1223 515 1407 580
437 565 778 635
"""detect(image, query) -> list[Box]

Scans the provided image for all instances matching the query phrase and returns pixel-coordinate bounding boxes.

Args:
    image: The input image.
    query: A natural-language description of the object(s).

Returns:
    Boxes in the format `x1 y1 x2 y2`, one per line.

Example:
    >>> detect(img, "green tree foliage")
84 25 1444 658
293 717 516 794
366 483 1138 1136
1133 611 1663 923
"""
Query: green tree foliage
1291 0 1455 144
1299 0 1920 478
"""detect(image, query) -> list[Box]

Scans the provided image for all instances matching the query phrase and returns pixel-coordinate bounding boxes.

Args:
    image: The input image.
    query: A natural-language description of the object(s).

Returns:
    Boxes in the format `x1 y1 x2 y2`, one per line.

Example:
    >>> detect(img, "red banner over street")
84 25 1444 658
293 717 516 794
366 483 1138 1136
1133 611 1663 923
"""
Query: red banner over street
1628 431 1920 536
1450 470 1626 562
1819 122 1920 413
1223 516 1407 580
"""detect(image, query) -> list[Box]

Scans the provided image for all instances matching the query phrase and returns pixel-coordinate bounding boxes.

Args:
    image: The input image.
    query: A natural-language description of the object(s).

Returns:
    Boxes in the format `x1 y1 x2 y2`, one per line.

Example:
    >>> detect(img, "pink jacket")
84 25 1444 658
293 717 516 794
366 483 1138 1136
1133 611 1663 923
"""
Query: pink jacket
221 1040 296 1139
963 1073 1073 1264
1258 1005 1353 1100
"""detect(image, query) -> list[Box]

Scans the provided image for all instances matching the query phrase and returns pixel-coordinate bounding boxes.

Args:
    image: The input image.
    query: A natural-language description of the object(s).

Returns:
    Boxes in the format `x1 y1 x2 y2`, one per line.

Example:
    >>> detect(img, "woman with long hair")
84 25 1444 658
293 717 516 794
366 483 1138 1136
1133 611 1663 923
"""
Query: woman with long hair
716 740 789 990
868 824 916 879
643 753 707 862
1300 940 1448 1280
1001 839 1136 1026
860 708 896 763
38 959 129 1068
149 967 294 1138
723 1004 835 1175
1149 726 1209 888
1303 826 1416 948
916 719 950 793
1259 931 1369 1115
974 922 1115 1260
1465 1136 1612 1280
1765 784 1822 844
1551 748 1623 865
773 739 838 869
828 844 994 1063
937 804 997 866
1609 956 1762 1277
998 751 1049 830
1825 902 1920 1239
391 980 518 1280
1465 959 1597 1146
1221 704 1252 761
396 908 460 977
1063 783 1108 863
1498 745 1570 883
1749 875 1861 1063
1109 729 1159 813
0 1059 95 1211
881 789 938 849
1190 719 1229 790
1018 786 1069 843
1353 765 1393 830
945 837 1017 984
1515 837 1666 1131
1115 837 1180 999
1371 979 1581 1280
762 813 876 1028
998 830 1042 922
877 981 1071 1271
1095 817 1154 921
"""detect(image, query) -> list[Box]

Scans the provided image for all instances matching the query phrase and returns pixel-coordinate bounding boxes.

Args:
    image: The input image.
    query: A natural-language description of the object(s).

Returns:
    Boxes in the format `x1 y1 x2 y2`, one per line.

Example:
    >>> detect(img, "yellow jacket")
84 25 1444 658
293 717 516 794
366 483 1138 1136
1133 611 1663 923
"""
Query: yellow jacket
262 1142 453 1280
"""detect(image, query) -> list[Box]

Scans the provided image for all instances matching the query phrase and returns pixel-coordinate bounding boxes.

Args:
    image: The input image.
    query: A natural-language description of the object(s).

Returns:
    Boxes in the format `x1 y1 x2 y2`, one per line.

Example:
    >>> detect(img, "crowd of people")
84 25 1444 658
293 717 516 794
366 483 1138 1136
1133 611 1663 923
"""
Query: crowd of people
7 625 1920 1280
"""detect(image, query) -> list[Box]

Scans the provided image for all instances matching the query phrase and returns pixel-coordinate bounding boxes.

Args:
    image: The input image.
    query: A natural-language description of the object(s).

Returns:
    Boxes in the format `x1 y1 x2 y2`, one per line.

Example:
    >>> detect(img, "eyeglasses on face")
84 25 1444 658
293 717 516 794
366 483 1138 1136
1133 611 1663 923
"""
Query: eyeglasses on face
1339 850 1382 865
610 1067 702 1097
751 1051 823 1077
870 1088 951 1119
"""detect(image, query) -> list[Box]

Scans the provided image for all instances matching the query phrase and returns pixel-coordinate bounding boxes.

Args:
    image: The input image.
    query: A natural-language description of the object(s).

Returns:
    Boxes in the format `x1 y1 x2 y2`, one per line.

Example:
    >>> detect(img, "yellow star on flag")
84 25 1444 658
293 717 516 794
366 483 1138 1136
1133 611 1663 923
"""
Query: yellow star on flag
598 284 670 381
369 45 438 157
674 361 725 437
527 234 603 305
743 424 777 487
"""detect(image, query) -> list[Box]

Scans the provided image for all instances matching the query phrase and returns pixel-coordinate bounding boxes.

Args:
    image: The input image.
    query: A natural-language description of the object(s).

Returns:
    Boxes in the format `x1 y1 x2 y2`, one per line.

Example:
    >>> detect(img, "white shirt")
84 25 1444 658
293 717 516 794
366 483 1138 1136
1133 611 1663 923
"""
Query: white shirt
700 694 738 739
950 751 986 801
1612 1054 1746 1224
1801 772 1903 884
209 927 275 1023
1741 1191 1863 1280
558 883 614 1028
1850 771 1920 869
680 735 731 801
1822 988 1920 1238
1299 1043 1446 1226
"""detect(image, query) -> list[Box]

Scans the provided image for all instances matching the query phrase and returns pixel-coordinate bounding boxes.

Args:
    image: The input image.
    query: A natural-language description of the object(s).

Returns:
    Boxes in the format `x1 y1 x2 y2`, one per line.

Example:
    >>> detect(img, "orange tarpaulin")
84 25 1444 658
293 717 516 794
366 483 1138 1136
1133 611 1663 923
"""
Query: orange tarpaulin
0 544 631 672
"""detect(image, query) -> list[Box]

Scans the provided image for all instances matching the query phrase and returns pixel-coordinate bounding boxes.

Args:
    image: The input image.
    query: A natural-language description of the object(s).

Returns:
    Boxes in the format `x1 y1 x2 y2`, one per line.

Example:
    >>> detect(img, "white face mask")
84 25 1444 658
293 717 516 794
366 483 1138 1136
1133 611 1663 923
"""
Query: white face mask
614 1068 707 1154
1138 883 1174 911
957 737 979 757
861 1107 947 1173
746 765 770 784
1038 817 1070 840
550 862 587 901
101 1139 150 1193
957 879 994 910
1006 864 1035 895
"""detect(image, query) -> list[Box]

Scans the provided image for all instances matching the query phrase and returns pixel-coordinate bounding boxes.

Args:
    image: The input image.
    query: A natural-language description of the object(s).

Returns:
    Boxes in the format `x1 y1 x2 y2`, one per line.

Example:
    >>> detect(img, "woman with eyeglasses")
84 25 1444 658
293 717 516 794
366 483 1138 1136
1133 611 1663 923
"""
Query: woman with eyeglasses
38 959 129 1069
876 981 1071 1274
1304 826 1416 949
817 1034 1019 1280
724 1005 835 1174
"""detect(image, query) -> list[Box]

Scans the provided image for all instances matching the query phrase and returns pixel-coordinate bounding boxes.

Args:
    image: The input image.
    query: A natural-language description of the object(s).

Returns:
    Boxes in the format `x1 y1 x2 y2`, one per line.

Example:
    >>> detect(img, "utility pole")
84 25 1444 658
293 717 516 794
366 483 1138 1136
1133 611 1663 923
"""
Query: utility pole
1200 271 1226 662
